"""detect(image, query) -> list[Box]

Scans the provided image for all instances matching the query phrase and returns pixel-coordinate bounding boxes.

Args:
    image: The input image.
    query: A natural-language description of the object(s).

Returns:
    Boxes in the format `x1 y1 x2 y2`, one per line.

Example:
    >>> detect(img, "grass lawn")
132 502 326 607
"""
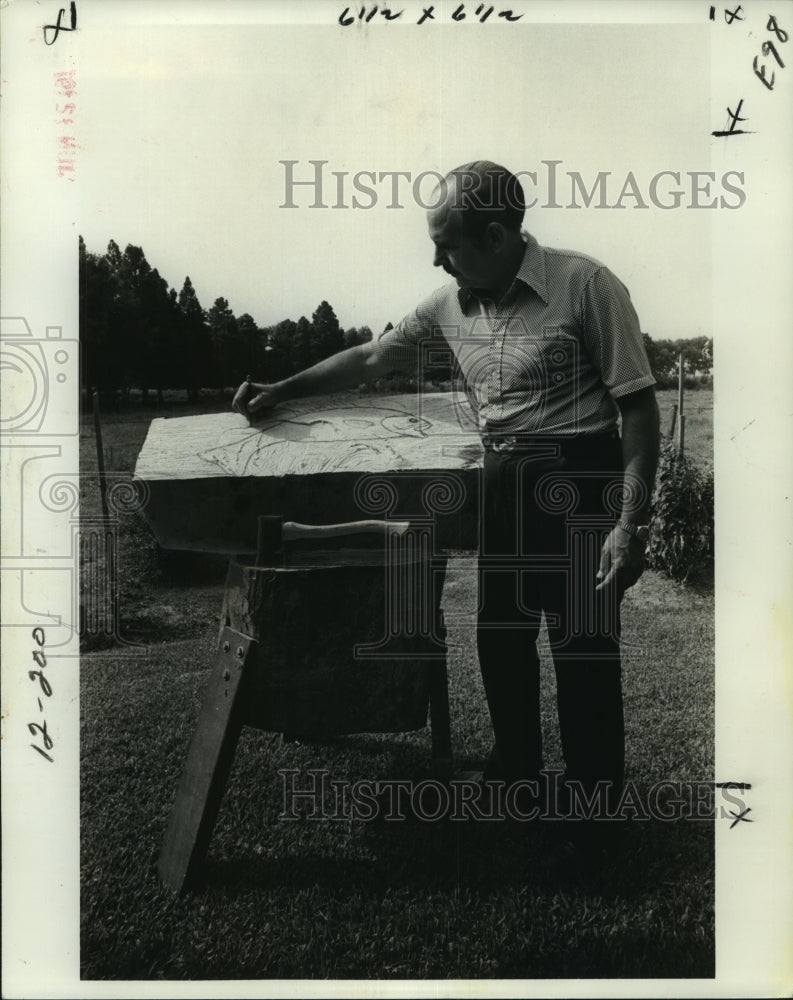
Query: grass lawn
80 387 715 981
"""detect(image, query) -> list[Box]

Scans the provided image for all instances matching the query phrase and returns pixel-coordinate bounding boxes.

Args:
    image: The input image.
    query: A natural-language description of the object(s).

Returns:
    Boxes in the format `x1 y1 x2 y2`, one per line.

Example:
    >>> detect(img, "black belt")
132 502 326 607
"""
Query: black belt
481 430 619 455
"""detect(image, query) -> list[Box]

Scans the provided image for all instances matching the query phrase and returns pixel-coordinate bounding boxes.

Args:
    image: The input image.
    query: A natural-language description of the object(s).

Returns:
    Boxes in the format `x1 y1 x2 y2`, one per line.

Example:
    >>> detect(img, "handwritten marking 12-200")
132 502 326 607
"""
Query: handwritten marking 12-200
28 628 54 763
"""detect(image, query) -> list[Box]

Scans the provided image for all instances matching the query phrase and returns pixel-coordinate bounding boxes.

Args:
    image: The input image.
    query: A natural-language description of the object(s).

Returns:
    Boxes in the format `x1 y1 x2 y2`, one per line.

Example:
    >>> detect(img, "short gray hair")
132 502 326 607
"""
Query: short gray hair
442 161 526 237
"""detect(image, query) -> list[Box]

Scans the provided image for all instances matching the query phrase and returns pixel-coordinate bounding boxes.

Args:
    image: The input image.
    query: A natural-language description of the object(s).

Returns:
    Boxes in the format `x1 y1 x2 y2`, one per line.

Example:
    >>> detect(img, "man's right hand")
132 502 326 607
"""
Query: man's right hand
231 380 282 417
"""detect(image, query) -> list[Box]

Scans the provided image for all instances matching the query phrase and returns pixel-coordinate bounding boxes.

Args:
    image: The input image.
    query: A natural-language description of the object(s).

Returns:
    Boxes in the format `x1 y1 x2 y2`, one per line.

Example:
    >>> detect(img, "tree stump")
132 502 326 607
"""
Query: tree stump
222 545 448 736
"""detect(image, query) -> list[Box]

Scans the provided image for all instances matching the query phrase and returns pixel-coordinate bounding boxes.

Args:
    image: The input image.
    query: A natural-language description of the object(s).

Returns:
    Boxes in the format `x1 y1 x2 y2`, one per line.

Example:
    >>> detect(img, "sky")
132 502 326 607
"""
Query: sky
77 14 715 340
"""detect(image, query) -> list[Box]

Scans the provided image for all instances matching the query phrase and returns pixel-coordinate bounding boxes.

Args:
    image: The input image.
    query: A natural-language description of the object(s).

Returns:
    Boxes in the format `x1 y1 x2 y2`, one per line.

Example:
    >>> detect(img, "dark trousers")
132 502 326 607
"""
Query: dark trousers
477 433 625 811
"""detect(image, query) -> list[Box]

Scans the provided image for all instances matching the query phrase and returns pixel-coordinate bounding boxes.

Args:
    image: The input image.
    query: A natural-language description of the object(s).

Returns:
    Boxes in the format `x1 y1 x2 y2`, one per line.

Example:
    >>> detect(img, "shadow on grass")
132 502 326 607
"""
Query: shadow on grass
196 811 713 902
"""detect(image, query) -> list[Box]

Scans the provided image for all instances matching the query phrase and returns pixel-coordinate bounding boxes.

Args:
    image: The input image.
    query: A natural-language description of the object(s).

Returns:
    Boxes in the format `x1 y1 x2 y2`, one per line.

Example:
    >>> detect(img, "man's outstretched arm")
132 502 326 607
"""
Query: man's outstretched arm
232 339 399 416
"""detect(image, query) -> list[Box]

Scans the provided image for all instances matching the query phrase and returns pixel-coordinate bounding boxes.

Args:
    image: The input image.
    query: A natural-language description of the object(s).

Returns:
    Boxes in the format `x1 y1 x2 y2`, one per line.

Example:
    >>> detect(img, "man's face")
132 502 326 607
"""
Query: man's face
427 198 499 295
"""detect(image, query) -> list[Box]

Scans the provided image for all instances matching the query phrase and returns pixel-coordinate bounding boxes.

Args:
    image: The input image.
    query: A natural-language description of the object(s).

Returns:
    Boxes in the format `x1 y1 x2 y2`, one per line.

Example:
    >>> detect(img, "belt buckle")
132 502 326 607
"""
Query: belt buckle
490 435 516 454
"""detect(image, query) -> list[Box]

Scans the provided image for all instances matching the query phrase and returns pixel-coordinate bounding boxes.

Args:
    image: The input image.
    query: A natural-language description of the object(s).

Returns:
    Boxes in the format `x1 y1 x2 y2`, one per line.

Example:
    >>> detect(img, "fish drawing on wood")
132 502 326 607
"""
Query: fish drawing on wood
198 402 435 476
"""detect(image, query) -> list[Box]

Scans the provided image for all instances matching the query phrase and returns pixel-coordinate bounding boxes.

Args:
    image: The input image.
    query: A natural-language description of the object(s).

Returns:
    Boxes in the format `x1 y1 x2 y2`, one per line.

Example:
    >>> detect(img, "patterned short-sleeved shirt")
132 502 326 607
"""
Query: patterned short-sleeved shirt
372 232 656 438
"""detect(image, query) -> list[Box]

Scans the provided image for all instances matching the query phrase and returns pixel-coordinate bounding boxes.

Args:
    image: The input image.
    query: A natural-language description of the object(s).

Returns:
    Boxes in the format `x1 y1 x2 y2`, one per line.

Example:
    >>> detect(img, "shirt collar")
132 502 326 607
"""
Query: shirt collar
456 230 549 309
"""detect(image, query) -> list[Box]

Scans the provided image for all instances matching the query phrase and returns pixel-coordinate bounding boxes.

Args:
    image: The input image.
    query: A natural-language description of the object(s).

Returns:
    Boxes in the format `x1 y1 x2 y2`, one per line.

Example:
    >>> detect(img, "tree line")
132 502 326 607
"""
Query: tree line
642 333 712 388
79 237 712 401
79 238 374 402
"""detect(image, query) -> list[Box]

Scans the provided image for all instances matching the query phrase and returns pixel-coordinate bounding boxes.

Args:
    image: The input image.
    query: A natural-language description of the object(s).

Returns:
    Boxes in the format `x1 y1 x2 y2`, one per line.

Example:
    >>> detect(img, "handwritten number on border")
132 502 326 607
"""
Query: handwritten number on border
43 1 77 45
28 629 54 763
754 15 788 90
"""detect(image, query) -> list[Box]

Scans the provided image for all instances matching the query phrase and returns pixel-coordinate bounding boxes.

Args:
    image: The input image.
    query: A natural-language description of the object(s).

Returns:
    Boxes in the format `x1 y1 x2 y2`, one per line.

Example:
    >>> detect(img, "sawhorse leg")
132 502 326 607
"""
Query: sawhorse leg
158 626 256 893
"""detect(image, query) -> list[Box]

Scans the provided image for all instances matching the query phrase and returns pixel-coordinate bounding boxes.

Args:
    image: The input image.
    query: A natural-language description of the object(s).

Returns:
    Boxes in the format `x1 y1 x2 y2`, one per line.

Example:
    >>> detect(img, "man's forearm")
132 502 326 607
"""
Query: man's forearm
274 342 394 402
618 389 660 521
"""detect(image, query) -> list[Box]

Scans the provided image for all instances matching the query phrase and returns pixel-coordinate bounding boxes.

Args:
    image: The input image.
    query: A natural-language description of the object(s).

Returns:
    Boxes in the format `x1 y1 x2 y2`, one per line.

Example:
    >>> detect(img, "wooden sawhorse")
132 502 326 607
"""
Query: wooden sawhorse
158 545 451 893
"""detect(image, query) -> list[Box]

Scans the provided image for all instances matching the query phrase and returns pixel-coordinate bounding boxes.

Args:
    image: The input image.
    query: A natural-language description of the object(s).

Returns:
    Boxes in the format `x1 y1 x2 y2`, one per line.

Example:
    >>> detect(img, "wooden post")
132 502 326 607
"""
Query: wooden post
668 402 678 440
679 414 686 457
677 352 685 455
92 389 110 521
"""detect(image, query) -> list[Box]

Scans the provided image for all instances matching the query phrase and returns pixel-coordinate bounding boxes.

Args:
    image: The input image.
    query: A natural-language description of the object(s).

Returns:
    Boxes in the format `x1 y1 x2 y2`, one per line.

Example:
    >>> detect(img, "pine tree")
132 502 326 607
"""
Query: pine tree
206 297 240 394
311 300 344 362
177 277 211 400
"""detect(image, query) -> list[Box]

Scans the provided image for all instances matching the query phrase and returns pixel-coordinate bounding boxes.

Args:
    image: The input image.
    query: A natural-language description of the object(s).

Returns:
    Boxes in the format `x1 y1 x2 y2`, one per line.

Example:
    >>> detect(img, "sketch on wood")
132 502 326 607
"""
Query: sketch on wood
135 392 483 481
200 405 431 476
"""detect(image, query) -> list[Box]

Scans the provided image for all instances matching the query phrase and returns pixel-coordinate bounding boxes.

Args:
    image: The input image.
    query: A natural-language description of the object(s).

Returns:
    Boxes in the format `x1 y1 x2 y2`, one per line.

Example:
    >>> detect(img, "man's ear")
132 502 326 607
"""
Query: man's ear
486 222 507 252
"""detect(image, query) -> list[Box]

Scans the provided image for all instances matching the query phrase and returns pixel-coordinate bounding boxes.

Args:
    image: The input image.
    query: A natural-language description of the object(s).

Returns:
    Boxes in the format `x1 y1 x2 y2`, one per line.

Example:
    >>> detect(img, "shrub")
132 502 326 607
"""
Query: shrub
647 440 714 583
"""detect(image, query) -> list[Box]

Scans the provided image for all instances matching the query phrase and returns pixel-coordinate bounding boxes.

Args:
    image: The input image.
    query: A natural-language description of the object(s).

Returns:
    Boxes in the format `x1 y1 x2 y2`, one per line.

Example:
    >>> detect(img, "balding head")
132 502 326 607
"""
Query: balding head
437 161 526 239
426 161 527 301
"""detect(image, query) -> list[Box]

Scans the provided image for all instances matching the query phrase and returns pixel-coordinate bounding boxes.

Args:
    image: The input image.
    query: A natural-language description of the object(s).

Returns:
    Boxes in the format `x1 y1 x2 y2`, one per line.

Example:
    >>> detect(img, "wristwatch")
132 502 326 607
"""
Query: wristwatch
617 519 650 543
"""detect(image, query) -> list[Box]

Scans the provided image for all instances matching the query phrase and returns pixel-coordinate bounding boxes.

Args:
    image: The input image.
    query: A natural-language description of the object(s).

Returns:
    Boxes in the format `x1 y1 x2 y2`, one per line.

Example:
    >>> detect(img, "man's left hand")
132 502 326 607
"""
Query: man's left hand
596 525 646 599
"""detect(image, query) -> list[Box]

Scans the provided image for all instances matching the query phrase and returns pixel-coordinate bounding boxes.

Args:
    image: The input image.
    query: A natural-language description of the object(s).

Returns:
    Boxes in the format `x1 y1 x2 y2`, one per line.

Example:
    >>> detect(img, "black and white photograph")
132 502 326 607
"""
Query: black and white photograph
1 0 791 995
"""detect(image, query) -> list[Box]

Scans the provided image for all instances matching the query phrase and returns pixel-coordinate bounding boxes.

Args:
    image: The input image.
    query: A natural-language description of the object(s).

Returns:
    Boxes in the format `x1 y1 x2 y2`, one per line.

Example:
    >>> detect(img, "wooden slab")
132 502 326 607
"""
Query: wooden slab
136 392 482 479
135 393 483 553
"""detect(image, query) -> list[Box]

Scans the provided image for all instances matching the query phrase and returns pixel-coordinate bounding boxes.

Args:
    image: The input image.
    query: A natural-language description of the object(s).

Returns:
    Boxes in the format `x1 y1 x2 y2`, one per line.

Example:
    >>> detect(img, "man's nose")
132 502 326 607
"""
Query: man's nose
433 246 446 267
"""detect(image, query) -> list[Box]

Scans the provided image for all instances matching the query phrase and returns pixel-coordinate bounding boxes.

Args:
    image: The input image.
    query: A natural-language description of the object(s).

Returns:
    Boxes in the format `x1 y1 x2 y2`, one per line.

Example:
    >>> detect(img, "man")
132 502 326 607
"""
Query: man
233 161 659 854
